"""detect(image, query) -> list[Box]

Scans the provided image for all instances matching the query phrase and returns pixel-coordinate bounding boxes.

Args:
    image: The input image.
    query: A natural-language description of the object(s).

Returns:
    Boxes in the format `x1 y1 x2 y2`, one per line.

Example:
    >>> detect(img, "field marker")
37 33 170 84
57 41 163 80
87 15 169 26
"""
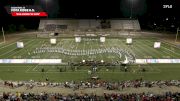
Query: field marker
33 64 39 71
135 40 157 58
162 46 180 56
25 66 32 73
22 40 44 58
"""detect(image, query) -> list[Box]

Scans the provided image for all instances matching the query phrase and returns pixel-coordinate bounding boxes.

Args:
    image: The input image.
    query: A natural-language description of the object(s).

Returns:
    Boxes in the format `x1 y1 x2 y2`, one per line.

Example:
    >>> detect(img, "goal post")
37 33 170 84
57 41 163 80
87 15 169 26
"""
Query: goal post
2 27 5 43
175 27 179 43
0 27 6 44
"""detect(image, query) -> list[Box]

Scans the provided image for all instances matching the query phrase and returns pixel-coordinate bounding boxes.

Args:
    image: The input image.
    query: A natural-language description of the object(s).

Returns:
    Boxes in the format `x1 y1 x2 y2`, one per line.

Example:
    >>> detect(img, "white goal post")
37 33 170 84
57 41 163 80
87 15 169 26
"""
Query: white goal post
1 27 6 43
175 27 179 42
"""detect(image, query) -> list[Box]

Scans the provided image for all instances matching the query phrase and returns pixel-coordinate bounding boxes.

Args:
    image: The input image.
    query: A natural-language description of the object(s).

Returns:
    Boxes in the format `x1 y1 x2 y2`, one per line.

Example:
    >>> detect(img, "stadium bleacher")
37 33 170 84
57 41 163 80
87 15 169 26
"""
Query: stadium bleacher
45 24 56 31
110 20 141 30
39 19 141 31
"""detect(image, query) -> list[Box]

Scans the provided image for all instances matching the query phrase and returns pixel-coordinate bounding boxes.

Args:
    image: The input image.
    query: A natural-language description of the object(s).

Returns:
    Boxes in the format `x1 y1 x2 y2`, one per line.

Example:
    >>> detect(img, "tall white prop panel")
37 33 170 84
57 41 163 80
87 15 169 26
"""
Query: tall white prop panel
75 37 81 42
100 37 105 42
50 38 56 44
126 38 132 44
154 42 161 48
17 42 24 48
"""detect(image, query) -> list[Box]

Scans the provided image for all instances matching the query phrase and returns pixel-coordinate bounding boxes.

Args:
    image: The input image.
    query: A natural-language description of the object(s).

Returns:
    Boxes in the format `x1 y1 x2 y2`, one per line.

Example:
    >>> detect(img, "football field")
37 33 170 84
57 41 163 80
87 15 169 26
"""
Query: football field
0 37 180 81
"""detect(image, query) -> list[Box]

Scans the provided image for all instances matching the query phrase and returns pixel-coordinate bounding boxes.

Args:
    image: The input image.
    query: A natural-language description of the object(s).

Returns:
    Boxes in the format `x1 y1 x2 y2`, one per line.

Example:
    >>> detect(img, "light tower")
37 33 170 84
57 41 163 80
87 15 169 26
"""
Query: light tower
45 0 49 18
130 0 134 19
175 27 179 43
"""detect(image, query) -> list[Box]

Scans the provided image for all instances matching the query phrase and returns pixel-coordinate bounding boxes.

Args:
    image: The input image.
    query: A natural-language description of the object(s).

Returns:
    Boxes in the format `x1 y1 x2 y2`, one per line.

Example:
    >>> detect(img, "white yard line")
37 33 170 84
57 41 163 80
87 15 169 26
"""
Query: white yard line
135 40 158 58
146 40 179 57
81 38 86 61
0 42 5 45
162 46 180 56
42 40 53 59
112 40 122 60
89 40 94 60
0 40 34 57
67 40 74 62
32 64 39 71
0 39 22 50
95 41 103 60
26 40 44 59
105 41 114 62
159 39 180 49
25 71 161 74
25 66 32 73
59 39 66 62
5 39 35 58
140 40 170 58
117 39 143 59
0 65 29 67
73 39 79 62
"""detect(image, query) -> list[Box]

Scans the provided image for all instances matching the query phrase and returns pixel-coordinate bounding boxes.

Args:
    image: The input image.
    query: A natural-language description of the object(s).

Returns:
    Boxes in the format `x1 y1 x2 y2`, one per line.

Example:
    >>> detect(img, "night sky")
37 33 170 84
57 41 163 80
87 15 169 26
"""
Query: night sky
0 0 180 30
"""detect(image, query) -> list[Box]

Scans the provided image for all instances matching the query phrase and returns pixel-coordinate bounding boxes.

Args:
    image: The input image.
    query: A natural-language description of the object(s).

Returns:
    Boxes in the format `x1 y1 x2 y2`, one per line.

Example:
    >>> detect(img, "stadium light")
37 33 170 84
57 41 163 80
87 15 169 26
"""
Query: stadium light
130 0 134 18
130 0 137 18
44 0 49 18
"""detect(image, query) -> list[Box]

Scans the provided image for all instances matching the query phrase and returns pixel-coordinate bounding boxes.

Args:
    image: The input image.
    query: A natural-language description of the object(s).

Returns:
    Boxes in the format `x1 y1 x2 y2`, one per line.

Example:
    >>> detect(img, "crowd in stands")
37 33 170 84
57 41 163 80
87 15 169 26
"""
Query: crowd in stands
1 91 180 101
3 79 180 90
1 79 180 100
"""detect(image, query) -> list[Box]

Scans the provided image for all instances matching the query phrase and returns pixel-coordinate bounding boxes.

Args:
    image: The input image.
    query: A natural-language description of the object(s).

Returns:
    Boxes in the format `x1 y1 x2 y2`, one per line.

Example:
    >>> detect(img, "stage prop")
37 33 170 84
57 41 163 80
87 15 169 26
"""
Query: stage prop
16 42 24 48
126 38 132 44
75 37 81 42
154 42 161 48
100 37 105 43
50 38 56 44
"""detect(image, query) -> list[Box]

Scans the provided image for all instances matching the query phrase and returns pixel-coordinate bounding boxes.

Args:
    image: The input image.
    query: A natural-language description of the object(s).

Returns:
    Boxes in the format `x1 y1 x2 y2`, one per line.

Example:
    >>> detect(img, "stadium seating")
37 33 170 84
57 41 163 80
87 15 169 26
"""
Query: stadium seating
39 19 141 31
110 20 141 30
45 24 56 31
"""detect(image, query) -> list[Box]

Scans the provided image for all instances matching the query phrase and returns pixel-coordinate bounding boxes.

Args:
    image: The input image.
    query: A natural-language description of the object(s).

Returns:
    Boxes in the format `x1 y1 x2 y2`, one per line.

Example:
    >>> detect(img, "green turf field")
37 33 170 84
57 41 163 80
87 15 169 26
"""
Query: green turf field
0 37 180 81
1 38 180 59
